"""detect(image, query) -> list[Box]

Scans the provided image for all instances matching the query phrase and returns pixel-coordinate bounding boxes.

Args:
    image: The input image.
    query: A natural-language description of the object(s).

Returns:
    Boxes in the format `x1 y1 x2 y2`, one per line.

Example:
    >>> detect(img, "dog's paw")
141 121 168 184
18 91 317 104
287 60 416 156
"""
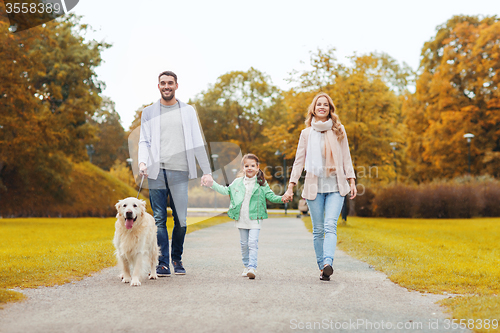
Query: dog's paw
149 273 158 280
130 277 141 286
122 276 131 283
119 273 124 280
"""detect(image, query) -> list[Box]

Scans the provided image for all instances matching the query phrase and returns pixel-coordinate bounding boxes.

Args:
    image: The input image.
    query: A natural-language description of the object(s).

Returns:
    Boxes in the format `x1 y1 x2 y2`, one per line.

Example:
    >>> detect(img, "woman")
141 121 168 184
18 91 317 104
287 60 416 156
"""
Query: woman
283 92 357 281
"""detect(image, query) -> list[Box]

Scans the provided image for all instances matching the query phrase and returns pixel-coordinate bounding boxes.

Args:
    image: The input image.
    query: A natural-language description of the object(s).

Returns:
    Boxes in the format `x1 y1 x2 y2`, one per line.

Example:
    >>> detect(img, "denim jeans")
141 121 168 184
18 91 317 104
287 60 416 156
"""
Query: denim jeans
307 192 345 270
239 228 260 269
149 169 189 267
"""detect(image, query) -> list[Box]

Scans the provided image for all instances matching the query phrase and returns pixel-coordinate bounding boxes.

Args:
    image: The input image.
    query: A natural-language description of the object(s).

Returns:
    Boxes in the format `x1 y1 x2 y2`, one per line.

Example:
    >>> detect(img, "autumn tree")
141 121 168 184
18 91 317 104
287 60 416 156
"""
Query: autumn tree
0 13 109 198
405 15 500 181
191 68 287 167
265 49 412 185
89 97 128 170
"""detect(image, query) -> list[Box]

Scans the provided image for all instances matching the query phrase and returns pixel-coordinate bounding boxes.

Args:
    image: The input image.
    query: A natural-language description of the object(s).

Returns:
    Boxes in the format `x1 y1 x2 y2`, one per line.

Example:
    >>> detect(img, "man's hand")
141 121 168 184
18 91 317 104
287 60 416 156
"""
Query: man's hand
139 163 148 178
201 174 213 187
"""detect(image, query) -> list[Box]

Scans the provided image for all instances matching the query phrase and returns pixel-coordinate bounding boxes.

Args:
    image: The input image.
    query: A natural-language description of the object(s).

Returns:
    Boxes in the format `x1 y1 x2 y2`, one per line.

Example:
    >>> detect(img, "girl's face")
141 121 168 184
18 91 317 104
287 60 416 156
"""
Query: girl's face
314 96 330 122
243 158 259 178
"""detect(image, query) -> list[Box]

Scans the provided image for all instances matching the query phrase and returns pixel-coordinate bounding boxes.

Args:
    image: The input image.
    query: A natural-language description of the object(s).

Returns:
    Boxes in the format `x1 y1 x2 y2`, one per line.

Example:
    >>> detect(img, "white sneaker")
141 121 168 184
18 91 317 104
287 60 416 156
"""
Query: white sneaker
247 268 256 279
242 267 249 277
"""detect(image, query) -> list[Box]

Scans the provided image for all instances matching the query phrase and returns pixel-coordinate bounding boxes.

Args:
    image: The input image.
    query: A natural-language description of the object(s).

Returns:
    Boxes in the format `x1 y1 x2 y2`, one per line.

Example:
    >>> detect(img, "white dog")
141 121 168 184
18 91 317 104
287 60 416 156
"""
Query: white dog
113 197 159 286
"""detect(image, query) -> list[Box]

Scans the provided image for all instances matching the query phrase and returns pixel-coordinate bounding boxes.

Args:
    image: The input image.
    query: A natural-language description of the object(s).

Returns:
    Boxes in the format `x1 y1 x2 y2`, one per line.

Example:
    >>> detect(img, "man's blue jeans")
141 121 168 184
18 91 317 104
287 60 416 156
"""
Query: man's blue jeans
307 192 345 270
149 169 189 267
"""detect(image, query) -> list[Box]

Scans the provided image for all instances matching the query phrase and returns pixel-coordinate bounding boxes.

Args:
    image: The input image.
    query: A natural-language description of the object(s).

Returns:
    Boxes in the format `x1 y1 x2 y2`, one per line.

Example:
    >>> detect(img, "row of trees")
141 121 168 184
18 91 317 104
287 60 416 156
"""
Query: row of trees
1 13 499 207
189 15 500 187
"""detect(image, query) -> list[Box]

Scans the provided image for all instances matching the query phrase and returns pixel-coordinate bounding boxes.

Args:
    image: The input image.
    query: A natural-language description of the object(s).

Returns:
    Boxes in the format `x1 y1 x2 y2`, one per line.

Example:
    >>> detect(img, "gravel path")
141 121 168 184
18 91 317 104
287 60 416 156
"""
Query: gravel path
0 218 469 332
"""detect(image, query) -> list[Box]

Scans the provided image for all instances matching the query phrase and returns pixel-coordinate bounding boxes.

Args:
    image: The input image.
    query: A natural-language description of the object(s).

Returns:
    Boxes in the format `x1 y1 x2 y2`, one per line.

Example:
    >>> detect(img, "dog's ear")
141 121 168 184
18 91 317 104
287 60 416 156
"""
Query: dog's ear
115 200 122 211
139 199 146 215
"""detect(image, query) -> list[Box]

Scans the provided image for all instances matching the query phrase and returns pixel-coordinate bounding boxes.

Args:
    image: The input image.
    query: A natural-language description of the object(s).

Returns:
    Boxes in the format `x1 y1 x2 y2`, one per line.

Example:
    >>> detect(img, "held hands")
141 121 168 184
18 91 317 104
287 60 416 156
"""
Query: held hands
282 187 294 203
201 174 213 187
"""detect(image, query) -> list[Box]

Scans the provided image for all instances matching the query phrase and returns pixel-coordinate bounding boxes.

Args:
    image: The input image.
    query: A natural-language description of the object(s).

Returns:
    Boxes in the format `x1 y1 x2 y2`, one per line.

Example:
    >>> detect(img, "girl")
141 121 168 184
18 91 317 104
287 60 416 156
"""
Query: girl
283 92 357 281
204 154 286 279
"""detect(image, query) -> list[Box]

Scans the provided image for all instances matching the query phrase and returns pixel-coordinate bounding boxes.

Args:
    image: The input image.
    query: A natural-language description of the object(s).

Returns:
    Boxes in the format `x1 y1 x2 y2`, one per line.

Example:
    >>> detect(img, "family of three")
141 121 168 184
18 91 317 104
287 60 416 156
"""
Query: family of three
138 71 357 281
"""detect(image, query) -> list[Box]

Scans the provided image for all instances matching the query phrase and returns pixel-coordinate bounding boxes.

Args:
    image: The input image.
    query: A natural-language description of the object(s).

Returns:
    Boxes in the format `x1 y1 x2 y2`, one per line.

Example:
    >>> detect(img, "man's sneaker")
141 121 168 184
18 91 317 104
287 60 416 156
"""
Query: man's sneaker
156 265 171 277
242 267 249 277
247 268 256 279
172 261 186 275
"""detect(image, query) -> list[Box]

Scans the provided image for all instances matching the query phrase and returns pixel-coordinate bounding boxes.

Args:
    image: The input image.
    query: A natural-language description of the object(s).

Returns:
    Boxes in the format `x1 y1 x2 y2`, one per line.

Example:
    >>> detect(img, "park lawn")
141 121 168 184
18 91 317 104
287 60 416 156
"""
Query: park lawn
303 216 500 333
0 215 232 306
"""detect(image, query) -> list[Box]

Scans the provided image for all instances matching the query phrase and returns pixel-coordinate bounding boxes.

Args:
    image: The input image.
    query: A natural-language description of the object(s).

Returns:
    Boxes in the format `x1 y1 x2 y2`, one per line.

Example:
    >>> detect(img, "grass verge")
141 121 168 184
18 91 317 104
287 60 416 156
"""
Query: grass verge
302 216 500 333
0 215 231 307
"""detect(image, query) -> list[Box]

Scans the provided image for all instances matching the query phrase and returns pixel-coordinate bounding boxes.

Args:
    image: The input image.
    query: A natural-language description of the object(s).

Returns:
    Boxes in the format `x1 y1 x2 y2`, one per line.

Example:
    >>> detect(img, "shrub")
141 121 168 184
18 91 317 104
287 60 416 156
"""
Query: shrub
355 187 375 217
0 162 150 217
372 185 417 218
415 185 480 219
480 183 500 217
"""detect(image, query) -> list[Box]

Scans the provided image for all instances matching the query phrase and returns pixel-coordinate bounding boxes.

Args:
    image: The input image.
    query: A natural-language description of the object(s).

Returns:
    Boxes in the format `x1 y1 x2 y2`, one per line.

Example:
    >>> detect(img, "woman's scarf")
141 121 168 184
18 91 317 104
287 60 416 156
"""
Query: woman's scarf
305 118 336 177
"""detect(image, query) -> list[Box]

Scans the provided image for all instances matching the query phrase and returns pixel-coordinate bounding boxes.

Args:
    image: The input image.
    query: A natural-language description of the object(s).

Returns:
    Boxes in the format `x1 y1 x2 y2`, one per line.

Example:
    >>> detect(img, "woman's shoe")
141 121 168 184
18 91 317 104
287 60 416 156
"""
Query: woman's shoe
319 270 330 281
242 267 249 277
322 264 333 278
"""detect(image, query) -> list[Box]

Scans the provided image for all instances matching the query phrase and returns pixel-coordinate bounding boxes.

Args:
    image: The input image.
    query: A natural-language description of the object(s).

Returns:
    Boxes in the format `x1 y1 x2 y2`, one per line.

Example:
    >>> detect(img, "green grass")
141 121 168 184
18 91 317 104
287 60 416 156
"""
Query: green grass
0 215 231 306
302 216 500 333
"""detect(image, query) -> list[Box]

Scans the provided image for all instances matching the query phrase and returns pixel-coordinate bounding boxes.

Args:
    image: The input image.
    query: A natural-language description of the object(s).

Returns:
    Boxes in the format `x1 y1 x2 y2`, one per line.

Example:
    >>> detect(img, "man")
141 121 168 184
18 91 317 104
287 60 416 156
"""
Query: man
138 71 213 276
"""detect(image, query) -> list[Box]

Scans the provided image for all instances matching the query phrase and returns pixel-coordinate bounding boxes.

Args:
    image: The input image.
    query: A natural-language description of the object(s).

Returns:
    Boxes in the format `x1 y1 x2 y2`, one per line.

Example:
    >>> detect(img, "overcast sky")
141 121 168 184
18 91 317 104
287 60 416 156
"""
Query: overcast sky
72 0 499 129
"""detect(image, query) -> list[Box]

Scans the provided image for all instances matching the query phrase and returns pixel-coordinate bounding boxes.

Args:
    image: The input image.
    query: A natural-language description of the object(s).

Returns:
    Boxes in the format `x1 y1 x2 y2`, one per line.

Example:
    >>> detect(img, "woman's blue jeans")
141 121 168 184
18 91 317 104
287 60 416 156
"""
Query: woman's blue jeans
148 169 189 267
307 192 345 270
239 228 260 269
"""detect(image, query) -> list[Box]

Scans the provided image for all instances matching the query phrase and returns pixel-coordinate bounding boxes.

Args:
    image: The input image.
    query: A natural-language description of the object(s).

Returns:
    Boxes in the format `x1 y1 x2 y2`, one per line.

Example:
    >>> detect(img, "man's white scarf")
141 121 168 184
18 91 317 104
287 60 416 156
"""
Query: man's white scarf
305 118 333 177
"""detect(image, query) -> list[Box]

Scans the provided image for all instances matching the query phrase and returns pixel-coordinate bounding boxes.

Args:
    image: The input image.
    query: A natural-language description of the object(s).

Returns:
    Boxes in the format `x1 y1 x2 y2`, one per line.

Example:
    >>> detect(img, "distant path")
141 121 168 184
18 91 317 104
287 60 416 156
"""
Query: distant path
0 218 468 332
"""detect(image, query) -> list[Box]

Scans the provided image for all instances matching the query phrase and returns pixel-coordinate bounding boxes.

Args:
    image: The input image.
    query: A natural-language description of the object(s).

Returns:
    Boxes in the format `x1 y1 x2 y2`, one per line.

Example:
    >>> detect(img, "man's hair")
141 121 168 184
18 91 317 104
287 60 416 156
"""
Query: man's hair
158 71 177 83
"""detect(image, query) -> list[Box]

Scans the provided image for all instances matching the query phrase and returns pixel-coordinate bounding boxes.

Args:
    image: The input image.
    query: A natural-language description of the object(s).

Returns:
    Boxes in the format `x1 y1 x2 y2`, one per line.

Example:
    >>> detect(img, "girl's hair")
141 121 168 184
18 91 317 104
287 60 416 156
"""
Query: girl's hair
305 92 344 141
239 153 266 186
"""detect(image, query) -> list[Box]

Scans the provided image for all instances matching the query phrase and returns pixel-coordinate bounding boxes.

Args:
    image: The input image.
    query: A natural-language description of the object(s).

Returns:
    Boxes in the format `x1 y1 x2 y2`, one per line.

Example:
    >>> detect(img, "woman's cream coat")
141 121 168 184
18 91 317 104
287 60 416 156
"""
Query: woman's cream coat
289 125 356 199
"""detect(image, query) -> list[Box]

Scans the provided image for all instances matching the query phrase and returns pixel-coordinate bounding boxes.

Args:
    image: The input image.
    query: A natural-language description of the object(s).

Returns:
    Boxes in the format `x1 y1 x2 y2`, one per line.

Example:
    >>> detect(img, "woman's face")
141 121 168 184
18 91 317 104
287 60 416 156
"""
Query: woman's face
314 96 330 122
243 158 259 178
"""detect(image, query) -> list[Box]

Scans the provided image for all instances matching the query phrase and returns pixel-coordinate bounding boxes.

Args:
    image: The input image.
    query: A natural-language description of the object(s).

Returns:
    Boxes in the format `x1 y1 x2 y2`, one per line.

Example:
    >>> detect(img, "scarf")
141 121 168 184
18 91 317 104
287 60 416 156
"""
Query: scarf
305 118 336 177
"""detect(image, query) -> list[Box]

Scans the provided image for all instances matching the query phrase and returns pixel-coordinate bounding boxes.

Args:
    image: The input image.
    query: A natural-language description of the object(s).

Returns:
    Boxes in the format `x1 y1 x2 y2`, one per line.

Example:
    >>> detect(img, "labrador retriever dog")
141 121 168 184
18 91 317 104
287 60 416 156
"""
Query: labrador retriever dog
113 197 159 286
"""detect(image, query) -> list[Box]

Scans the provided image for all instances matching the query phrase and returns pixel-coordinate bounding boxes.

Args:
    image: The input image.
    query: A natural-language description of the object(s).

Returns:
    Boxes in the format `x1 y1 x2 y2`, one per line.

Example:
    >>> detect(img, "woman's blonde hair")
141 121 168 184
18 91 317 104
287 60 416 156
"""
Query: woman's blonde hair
305 92 344 141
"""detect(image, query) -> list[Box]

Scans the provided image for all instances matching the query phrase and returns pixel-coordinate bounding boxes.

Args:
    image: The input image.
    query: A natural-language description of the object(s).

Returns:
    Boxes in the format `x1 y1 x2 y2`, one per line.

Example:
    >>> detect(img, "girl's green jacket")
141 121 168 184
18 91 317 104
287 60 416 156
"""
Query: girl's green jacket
211 177 283 220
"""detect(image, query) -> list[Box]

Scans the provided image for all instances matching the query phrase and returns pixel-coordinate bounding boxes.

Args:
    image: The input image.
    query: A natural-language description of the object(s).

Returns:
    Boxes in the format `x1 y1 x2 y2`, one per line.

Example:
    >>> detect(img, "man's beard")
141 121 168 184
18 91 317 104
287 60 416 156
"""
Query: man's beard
161 90 175 101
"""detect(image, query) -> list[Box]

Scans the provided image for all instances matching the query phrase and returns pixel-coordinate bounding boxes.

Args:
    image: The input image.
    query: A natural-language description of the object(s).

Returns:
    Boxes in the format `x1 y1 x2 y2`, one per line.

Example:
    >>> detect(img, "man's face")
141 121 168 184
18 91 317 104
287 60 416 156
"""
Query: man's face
158 75 178 102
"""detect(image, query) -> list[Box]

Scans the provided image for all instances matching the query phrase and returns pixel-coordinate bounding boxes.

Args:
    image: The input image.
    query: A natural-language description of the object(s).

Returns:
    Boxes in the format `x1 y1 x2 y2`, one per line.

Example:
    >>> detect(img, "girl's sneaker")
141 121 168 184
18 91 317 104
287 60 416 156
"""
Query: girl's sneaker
242 267 249 277
247 268 256 279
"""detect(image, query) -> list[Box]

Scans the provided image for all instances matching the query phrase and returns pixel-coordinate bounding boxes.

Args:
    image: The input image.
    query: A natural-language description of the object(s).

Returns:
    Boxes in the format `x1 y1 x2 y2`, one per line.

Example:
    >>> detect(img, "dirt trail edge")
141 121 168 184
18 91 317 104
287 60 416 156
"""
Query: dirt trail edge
0 218 469 333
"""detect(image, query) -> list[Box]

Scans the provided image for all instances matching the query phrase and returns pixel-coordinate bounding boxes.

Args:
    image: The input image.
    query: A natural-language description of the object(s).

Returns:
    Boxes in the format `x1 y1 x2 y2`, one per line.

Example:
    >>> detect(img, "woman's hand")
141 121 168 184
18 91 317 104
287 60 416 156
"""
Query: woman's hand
349 179 357 199
283 184 295 202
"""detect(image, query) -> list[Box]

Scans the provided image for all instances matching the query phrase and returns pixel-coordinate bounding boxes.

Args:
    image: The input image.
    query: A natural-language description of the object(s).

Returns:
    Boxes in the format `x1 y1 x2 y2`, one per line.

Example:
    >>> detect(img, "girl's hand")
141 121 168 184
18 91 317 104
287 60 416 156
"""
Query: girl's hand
201 174 213 187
